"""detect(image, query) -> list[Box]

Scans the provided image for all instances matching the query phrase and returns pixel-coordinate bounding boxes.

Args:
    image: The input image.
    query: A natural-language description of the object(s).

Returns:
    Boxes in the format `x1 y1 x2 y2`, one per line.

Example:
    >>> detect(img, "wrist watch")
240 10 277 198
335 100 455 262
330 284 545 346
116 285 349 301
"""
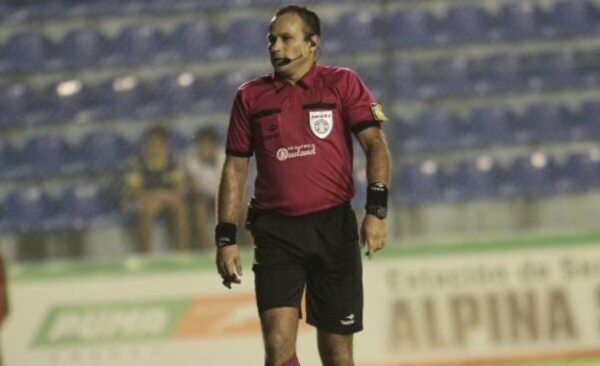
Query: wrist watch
366 205 387 219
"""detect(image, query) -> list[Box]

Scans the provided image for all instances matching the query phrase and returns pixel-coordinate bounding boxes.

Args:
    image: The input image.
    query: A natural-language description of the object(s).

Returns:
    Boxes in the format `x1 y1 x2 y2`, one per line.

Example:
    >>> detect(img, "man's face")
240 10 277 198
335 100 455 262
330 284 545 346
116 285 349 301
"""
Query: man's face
145 135 168 156
268 13 312 75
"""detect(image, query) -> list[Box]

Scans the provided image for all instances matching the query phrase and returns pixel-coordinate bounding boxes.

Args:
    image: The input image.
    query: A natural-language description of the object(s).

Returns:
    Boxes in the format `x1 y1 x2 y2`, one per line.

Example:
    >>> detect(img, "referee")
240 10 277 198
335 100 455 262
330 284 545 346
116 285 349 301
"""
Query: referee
215 5 391 366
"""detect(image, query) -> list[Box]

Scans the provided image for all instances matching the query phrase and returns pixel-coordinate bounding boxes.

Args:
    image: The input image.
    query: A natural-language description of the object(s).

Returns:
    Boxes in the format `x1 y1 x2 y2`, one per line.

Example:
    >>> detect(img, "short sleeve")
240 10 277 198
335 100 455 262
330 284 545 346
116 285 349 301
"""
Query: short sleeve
225 89 254 157
340 69 382 135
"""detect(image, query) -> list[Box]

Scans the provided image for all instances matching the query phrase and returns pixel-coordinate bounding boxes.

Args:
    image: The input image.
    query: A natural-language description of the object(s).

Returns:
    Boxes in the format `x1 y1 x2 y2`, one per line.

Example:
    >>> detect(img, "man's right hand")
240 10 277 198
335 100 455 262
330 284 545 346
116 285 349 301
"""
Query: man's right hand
216 245 242 289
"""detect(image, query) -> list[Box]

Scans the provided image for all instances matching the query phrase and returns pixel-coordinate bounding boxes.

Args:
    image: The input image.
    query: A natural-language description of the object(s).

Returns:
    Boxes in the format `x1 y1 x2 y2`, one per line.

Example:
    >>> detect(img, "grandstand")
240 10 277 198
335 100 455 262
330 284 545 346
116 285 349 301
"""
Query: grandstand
0 0 600 366
0 0 599 261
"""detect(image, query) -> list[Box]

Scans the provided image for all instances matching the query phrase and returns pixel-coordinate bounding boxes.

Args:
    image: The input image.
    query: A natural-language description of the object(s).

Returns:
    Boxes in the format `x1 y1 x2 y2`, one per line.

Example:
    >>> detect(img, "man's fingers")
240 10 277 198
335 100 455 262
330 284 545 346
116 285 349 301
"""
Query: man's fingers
235 257 243 277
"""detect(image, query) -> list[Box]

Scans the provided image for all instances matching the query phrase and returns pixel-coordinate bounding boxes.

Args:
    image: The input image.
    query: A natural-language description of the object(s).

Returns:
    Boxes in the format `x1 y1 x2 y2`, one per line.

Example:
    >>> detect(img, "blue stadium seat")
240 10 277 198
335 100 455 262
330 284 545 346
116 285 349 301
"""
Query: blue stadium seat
549 0 597 36
505 154 557 197
442 5 491 43
224 18 268 56
496 2 542 40
328 10 381 52
100 75 149 118
470 105 516 146
413 110 461 151
173 21 217 60
447 156 502 200
427 56 472 96
577 48 600 86
20 135 72 177
533 51 579 89
556 150 600 192
390 9 437 46
394 161 446 204
113 24 166 65
46 79 90 122
58 183 121 229
61 29 109 68
80 131 130 171
479 53 525 93
4 187 54 232
158 72 202 114
6 32 54 70
394 60 420 99
579 100 600 138
0 84 31 127
523 102 570 142
0 141 18 180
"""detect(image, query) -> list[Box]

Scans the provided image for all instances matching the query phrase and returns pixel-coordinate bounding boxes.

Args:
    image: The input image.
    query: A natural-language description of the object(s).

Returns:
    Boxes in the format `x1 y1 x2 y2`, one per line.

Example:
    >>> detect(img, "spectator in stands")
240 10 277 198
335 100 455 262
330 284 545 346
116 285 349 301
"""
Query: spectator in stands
184 126 225 251
125 125 190 252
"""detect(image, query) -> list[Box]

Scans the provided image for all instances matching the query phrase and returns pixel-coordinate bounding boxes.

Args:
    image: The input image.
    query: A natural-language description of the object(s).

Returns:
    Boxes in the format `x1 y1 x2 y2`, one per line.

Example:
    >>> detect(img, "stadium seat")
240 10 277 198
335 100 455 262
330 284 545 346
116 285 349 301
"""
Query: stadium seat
533 51 579 89
3 187 54 232
447 156 502 200
172 20 217 60
58 183 121 229
478 53 525 93
0 84 30 127
6 32 53 70
549 0 597 36
79 131 130 171
469 105 516 146
579 100 600 138
157 72 202 114
46 79 90 122
113 24 166 65
427 56 472 96
505 153 557 197
496 2 542 40
393 59 420 99
523 102 570 143
413 110 461 151
0 141 18 180
442 5 491 43
224 18 268 56
20 135 72 177
100 75 149 118
394 161 446 204
61 29 109 68
556 150 600 192
576 48 600 86
390 9 438 46
328 10 381 52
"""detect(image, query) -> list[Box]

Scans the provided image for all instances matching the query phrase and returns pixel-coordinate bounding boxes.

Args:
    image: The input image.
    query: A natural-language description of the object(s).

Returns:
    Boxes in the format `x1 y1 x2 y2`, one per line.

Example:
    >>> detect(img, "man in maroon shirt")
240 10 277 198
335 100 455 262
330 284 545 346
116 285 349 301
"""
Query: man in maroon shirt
215 5 391 366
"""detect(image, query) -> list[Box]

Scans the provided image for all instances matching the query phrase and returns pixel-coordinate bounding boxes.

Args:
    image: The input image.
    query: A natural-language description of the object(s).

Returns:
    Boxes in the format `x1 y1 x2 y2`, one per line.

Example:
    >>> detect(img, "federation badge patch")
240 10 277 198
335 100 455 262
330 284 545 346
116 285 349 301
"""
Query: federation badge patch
309 110 333 139
370 103 388 122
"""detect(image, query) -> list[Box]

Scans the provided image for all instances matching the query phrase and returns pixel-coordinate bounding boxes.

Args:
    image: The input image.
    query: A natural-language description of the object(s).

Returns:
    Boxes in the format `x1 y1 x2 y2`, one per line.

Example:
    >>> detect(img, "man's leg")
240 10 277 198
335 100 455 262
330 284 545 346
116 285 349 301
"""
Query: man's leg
317 331 354 366
137 195 162 253
260 307 300 366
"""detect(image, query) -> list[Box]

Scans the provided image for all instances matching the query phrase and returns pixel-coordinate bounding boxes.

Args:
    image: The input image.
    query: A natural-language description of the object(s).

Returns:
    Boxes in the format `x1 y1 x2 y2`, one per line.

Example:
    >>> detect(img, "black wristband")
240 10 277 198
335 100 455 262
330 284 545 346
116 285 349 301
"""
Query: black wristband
366 182 388 208
215 223 237 247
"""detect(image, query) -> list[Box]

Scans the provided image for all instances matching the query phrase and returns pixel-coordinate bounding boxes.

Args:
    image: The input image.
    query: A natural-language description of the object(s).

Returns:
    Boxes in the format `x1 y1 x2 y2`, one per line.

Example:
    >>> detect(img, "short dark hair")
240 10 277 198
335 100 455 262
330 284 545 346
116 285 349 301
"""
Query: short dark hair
193 126 220 143
145 125 170 142
274 4 321 40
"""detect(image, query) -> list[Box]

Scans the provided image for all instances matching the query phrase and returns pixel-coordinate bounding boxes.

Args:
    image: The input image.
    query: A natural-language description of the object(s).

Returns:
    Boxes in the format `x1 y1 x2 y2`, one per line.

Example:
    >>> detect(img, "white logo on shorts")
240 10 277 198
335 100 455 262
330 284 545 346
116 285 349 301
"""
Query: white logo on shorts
340 313 355 326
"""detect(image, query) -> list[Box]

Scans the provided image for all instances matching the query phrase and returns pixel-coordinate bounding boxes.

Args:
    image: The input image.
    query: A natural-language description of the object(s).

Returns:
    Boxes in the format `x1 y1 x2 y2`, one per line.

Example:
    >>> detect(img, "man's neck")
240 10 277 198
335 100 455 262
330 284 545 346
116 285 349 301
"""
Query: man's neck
280 61 315 84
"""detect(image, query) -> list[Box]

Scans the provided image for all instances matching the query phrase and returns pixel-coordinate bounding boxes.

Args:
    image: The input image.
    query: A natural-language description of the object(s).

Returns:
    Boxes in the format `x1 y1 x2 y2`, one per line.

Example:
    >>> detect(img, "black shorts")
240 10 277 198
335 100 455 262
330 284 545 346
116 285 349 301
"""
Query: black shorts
250 203 363 334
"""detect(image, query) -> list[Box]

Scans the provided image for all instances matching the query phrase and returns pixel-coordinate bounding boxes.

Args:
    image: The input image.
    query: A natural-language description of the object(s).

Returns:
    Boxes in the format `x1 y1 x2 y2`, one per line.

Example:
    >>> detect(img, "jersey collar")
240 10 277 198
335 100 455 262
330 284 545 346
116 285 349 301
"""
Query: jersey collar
271 62 319 93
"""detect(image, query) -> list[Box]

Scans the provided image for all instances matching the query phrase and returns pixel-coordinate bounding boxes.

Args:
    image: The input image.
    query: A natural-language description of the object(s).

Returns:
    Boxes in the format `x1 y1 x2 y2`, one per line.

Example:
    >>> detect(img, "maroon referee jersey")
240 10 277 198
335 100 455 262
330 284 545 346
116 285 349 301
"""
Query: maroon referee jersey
226 63 385 216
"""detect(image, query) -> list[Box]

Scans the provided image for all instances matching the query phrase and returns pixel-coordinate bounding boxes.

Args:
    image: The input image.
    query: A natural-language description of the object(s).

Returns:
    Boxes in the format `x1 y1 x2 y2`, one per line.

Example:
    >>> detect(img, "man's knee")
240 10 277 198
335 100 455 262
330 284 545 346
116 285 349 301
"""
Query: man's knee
318 331 354 366
261 308 299 366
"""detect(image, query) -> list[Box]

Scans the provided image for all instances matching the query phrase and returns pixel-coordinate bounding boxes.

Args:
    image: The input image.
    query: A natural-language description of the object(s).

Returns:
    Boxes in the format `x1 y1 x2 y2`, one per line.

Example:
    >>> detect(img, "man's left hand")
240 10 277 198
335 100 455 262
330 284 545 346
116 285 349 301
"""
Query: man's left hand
360 214 386 259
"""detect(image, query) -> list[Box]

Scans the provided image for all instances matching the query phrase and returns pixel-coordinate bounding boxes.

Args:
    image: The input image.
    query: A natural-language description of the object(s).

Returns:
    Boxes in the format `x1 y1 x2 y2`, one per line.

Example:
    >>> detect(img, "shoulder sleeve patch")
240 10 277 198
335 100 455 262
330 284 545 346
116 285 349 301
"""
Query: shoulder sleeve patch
370 103 388 122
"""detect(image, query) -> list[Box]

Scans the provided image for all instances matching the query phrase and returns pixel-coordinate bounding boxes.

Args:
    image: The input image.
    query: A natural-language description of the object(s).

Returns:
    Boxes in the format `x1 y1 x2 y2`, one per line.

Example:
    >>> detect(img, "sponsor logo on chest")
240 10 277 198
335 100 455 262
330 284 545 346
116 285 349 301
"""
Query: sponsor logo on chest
309 110 333 139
